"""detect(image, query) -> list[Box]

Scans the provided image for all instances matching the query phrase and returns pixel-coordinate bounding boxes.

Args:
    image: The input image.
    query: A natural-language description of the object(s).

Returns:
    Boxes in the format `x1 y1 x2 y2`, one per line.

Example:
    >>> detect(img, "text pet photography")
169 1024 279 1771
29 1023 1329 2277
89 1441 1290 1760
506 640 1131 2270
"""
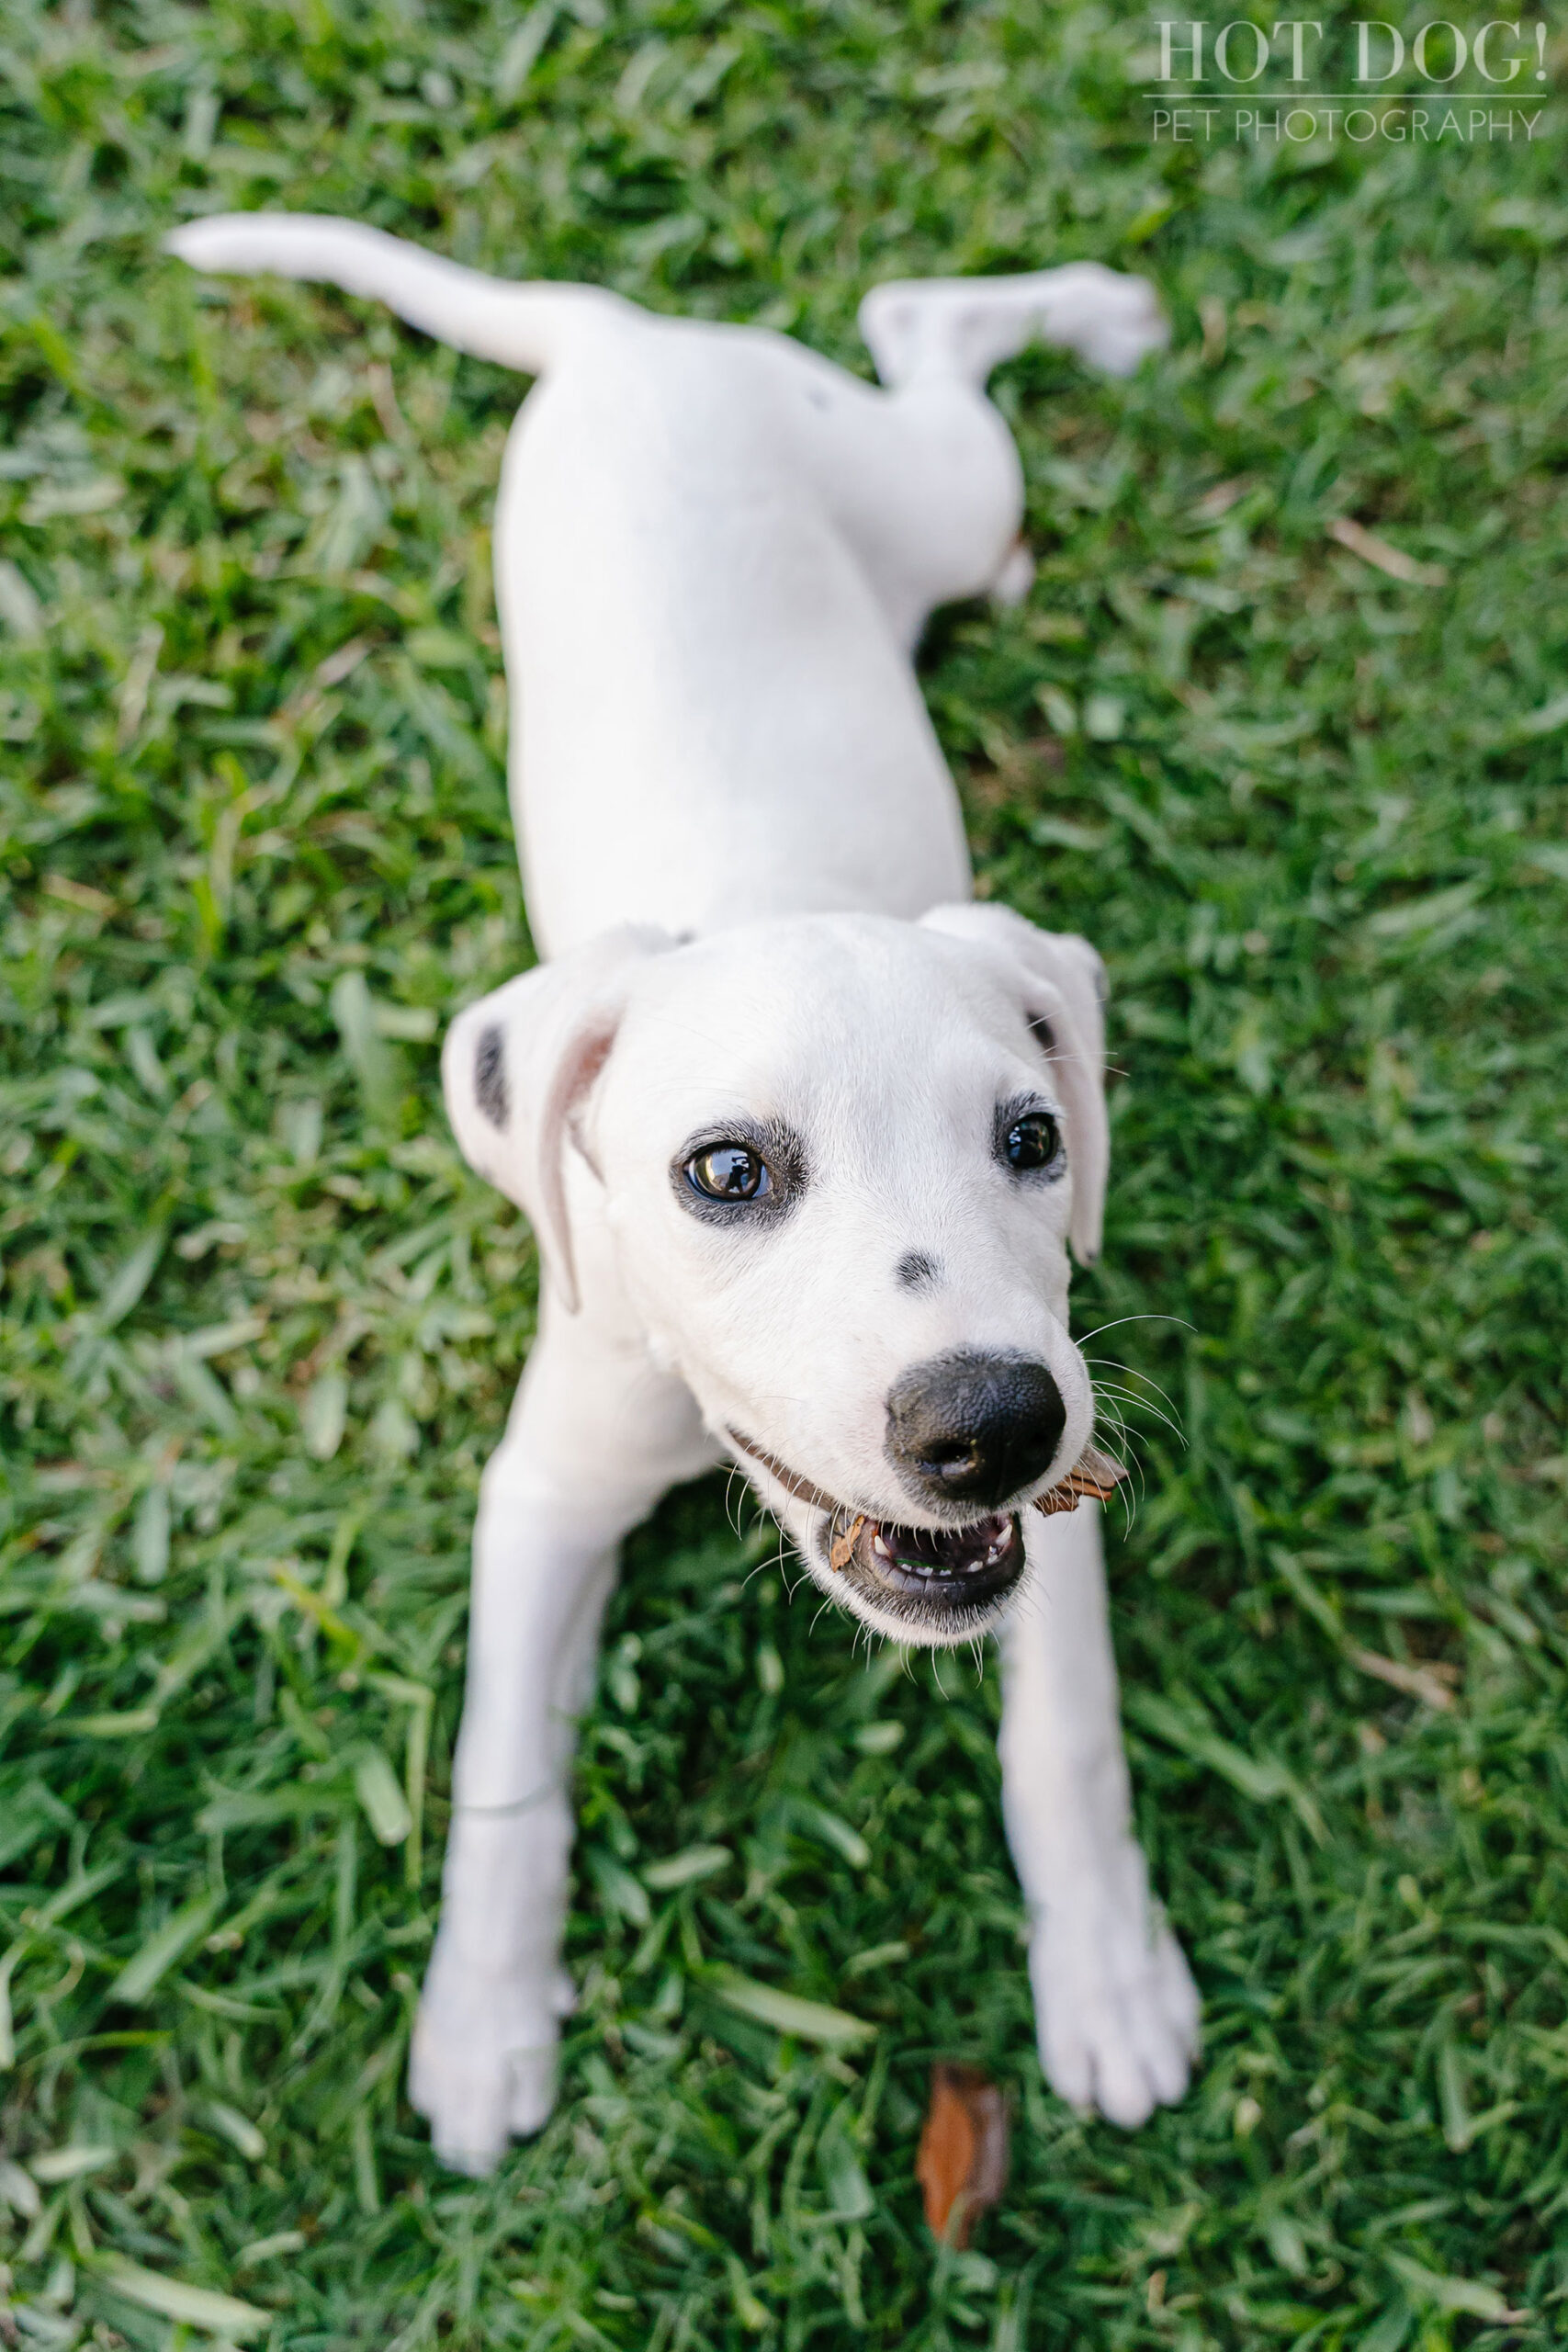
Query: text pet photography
1148 14 1552 142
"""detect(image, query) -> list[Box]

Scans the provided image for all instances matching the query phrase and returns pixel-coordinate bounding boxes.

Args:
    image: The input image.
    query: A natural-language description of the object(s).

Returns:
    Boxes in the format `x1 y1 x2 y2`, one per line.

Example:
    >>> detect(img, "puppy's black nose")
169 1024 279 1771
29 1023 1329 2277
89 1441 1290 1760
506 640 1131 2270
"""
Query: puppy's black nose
885 1351 1066 1510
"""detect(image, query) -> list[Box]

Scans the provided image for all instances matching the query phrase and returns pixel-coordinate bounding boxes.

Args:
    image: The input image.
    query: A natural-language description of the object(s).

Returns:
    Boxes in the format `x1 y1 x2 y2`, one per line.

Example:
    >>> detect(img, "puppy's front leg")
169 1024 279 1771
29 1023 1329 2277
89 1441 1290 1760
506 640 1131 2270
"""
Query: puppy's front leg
998 1501 1199 2127
410 1293 716 2174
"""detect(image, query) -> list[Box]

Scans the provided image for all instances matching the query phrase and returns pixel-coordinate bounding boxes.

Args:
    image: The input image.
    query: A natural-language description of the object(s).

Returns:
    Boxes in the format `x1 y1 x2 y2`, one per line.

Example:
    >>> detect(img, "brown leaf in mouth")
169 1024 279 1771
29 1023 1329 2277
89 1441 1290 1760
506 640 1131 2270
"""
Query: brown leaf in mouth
829 1512 866 1572
1035 1439 1128 1517
915 2064 1010 2246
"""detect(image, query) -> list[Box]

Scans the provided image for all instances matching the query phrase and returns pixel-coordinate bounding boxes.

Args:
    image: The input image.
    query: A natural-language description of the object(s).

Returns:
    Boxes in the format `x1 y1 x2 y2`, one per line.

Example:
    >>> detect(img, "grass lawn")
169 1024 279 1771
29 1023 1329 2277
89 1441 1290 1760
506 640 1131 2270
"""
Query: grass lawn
4 1 1568 2344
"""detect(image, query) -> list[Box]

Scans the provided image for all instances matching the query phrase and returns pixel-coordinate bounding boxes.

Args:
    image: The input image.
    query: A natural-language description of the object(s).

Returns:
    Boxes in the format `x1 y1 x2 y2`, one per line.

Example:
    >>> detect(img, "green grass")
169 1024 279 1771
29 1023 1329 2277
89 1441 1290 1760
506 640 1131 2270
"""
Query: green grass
3 1 1568 2345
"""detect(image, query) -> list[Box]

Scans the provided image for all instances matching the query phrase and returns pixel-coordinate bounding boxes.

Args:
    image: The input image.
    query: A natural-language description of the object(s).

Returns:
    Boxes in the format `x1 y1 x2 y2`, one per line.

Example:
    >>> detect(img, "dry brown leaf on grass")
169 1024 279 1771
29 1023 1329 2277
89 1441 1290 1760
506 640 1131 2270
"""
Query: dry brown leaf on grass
916 2064 1010 2246
1348 1645 1460 1711
43 871 116 914
1328 516 1449 588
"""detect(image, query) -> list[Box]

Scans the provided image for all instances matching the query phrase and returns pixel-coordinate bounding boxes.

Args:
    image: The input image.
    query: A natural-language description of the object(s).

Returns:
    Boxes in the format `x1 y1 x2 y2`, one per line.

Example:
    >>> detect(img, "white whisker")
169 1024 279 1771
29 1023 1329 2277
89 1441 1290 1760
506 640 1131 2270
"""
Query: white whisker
1084 1357 1181 1417
1074 1312 1195 1346
1088 1379 1184 1443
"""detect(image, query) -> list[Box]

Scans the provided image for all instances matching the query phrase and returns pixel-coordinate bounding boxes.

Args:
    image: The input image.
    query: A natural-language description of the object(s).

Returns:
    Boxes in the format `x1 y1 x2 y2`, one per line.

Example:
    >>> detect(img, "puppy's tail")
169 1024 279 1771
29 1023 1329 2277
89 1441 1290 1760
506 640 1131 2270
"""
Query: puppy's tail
164 212 623 375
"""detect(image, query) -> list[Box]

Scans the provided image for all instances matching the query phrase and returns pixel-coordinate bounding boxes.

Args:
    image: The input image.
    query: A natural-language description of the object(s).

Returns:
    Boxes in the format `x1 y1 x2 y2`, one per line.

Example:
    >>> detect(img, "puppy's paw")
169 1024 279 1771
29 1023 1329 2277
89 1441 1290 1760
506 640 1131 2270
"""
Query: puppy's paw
1036 264 1170 379
991 540 1035 606
408 1951 570 2174
1027 1843 1199 2129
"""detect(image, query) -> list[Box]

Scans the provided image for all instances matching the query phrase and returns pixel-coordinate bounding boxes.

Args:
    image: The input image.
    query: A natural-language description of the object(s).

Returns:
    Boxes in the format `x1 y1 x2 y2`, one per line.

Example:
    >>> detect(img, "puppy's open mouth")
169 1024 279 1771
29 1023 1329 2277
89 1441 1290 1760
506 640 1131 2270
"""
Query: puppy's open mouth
825 1508 1023 1610
728 1430 1126 1633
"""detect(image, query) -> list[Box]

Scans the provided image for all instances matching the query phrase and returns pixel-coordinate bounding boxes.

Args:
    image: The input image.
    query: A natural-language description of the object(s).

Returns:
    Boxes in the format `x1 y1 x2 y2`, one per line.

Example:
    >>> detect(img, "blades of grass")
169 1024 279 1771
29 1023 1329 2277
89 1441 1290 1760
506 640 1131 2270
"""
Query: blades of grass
272 1563 357 1652
233 2232 306 2267
0 1786 70 1873
132 1482 170 1585
585 1850 651 1928
112 1893 221 2006
788 1800 871 1871
643 1846 732 1891
58 1709 160 1737
194 1782 350 1834
699 1968 875 2052
93 1231 166 1334
29 2145 117 2182
331 970 402 1129
0 2157 41 2219
367 1671 433 1887
199 2101 266 2162
303 1369 348 1461
35 1860 125 1928
1382 2255 1517 2324
1124 1690 1326 1844
93 2256 272 2339
352 2106 380 2215
295 1815 357 2054
354 1745 412 1846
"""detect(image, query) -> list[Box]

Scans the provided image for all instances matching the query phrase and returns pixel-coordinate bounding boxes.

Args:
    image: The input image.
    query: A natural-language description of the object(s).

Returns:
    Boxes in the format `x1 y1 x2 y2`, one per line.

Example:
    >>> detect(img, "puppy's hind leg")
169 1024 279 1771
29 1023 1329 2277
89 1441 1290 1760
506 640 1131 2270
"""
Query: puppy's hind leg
796 258 1165 635
860 262 1168 391
410 1291 717 2174
998 1500 1199 2128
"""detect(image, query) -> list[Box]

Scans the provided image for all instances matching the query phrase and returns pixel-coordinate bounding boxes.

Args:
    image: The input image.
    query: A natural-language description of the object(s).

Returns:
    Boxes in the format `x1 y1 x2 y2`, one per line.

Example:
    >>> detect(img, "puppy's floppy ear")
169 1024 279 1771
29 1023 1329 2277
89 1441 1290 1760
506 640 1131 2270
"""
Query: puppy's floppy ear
920 901 1110 1263
443 925 671 1312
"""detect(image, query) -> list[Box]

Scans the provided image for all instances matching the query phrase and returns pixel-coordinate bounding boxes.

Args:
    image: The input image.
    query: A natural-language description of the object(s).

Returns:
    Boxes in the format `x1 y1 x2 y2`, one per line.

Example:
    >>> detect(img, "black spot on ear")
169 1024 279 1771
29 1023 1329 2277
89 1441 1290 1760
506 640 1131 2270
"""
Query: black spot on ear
475 1023 508 1129
897 1250 940 1291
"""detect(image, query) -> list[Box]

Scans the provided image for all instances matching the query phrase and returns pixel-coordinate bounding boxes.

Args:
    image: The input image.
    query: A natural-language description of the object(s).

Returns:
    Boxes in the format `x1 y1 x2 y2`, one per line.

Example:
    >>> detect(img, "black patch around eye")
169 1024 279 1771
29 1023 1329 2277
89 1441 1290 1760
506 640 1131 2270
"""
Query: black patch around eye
995 1095 1065 1179
671 1118 807 1227
475 1023 508 1128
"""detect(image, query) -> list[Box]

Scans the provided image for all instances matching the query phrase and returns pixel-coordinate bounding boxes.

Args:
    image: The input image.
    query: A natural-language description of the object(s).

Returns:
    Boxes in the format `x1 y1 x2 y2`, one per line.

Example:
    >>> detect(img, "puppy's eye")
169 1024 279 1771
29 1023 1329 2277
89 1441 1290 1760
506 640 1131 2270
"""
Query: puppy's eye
685 1143 771 1203
1004 1112 1061 1171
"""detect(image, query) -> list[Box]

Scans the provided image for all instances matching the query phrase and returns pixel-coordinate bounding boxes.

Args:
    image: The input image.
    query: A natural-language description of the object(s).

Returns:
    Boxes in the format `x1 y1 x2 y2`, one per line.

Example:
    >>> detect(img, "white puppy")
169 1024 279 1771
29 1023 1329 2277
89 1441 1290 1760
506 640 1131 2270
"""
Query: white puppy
169 214 1200 2174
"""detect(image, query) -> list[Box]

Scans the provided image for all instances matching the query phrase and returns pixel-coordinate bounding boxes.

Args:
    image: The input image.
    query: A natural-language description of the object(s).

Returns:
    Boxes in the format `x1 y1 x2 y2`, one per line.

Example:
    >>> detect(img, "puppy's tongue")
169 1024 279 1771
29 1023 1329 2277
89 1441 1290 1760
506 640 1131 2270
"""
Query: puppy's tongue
829 1510 1022 1596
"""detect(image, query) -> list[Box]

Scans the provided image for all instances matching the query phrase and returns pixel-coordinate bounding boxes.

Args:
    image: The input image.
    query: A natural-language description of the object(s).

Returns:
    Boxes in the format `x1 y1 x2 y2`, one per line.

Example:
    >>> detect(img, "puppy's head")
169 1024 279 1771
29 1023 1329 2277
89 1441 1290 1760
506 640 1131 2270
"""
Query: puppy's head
445 905 1110 1647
